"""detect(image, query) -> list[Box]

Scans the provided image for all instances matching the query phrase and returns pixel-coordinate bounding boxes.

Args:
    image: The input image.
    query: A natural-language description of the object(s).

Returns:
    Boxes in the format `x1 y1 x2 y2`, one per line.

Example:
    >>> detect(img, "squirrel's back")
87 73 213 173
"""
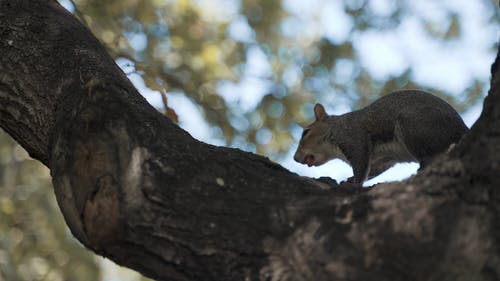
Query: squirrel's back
362 90 468 144
366 90 461 117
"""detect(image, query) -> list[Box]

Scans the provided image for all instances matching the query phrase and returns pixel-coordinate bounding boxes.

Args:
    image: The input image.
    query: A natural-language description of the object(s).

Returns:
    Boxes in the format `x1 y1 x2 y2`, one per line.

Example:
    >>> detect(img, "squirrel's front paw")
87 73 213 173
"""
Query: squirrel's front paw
339 177 363 192
344 176 362 185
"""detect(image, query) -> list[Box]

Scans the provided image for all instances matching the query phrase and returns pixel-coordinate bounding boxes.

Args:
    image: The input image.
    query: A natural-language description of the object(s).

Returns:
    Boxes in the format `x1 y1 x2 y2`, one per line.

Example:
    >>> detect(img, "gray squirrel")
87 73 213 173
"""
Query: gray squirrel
293 90 468 185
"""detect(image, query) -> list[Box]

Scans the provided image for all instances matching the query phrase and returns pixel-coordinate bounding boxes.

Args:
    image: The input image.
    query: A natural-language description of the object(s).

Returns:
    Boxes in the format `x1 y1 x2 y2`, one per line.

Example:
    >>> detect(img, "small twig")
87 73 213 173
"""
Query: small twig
160 89 179 123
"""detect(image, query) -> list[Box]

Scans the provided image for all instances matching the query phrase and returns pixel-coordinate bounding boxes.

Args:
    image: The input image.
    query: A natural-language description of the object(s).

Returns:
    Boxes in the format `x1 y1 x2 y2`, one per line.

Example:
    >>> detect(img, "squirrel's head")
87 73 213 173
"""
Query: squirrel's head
294 103 340 167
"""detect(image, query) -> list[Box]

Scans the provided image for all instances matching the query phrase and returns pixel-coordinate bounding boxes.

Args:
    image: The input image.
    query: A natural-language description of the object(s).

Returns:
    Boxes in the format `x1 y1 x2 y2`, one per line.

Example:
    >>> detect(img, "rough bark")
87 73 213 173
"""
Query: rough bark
1 1 499 280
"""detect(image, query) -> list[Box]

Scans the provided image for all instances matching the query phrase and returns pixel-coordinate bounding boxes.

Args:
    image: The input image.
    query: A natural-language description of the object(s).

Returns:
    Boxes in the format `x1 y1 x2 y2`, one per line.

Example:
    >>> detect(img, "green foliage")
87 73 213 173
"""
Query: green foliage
0 132 100 281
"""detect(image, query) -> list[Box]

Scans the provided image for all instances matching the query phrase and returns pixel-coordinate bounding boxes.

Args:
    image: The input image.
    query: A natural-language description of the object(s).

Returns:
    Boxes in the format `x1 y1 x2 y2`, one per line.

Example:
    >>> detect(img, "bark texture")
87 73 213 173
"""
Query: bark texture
1 1 499 280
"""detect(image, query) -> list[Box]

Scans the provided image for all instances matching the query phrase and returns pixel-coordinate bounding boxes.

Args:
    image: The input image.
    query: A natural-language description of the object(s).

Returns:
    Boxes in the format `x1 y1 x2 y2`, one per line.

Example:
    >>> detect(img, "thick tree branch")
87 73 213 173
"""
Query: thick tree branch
1 1 499 281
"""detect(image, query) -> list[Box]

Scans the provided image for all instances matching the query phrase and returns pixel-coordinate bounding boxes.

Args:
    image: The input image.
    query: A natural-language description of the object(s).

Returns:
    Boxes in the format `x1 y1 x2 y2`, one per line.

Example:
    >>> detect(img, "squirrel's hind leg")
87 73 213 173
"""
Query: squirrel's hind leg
367 157 398 180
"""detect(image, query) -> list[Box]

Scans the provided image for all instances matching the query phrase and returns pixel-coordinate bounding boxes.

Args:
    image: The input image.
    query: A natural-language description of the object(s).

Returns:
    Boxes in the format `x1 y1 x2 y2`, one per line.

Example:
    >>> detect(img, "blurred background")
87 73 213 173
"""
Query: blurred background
0 0 497 280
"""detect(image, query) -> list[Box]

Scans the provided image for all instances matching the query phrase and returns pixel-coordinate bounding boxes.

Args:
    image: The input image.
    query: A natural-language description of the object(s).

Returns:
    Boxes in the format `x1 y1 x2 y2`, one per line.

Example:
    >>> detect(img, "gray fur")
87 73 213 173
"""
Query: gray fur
294 90 468 185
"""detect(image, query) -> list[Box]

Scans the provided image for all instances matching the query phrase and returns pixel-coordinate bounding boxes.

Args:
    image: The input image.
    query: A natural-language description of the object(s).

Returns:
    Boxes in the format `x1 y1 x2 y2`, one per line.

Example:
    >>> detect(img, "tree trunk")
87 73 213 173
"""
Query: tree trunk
1 1 499 280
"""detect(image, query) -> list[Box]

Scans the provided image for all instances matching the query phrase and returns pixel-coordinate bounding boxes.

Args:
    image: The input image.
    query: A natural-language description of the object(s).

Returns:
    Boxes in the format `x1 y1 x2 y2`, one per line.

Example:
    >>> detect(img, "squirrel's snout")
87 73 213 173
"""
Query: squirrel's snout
294 151 315 167
293 152 301 163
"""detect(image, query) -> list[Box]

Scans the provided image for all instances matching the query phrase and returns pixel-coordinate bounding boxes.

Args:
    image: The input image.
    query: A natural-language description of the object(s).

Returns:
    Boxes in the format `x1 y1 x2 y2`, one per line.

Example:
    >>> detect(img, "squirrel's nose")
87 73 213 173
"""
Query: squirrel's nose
293 152 302 163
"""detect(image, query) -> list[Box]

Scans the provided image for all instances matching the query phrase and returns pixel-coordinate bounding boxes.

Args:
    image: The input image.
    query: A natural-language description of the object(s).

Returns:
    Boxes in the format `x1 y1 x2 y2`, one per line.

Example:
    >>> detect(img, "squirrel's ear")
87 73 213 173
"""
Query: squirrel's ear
314 103 327 121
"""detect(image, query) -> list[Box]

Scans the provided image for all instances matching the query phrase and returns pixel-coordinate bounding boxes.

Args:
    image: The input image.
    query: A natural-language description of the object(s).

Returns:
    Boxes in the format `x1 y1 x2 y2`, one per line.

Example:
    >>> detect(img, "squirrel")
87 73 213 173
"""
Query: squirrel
293 90 468 185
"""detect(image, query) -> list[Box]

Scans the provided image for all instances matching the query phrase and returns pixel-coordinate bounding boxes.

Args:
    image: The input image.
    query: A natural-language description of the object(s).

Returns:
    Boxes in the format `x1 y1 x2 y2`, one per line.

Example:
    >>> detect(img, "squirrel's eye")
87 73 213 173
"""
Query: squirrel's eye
301 129 310 138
